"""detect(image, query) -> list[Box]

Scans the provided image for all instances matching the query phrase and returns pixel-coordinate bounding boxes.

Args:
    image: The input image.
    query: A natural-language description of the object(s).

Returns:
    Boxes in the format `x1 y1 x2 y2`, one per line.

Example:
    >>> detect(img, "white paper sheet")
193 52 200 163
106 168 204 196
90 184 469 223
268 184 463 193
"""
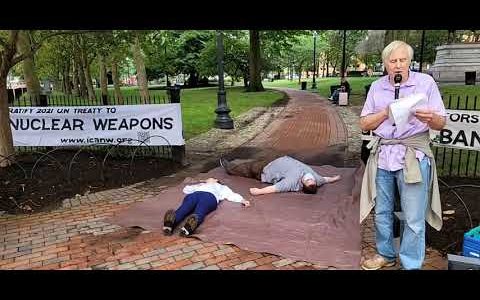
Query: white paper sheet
388 93 428 132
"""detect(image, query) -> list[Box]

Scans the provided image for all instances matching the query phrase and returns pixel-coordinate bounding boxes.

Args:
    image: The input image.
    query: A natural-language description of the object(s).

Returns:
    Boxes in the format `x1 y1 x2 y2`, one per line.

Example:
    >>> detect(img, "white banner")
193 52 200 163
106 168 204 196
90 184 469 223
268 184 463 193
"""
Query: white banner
10 104 184 146
431 109 480 150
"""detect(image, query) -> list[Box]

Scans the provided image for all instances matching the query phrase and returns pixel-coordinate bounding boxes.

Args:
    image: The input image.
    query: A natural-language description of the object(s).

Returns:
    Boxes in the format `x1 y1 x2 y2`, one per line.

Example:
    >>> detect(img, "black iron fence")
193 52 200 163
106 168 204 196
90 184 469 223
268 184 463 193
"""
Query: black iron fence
10 92 170 107
434 94 480 177
1 88 187 213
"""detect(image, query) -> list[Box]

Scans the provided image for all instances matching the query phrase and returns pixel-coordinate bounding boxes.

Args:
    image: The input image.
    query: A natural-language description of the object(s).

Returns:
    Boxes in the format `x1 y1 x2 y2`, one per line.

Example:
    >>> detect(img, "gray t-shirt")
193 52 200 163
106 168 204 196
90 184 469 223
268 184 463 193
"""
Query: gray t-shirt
260 156 326 192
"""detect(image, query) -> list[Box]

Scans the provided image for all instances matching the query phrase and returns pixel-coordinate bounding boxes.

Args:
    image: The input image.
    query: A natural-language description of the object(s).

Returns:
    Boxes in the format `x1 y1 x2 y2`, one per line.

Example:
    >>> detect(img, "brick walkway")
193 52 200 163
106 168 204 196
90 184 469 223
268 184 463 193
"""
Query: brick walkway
249 89 347 153
0 89 447 270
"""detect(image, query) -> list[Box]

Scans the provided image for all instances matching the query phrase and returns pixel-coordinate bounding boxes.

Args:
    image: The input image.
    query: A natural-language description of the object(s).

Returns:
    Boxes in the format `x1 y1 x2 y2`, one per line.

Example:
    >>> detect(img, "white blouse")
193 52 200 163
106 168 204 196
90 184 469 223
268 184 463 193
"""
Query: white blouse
182 182 244 203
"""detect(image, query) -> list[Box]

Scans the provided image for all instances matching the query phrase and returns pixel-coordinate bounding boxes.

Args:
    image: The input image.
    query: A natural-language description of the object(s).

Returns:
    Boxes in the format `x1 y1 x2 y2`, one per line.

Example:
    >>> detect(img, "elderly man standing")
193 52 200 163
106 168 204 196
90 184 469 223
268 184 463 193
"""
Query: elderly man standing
359 41 446 270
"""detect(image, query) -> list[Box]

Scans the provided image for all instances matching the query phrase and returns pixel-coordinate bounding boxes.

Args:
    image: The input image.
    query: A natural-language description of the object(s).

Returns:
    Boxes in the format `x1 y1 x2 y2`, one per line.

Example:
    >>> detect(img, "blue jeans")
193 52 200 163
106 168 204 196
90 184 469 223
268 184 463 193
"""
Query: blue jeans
174 191 218 226
374 158 431 270
330 89 340 103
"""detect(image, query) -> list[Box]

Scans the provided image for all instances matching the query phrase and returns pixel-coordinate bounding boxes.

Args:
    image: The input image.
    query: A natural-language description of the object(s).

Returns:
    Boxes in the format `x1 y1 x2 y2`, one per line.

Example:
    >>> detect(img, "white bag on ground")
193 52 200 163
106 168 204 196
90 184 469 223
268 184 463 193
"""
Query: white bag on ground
339 92 348 106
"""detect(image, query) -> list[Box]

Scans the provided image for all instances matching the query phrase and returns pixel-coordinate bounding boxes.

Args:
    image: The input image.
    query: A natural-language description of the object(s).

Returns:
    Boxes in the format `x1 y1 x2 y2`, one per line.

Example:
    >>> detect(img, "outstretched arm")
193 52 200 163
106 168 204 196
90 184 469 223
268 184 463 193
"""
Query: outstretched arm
324 175 341 183
219 185 251 207
250 185 278 196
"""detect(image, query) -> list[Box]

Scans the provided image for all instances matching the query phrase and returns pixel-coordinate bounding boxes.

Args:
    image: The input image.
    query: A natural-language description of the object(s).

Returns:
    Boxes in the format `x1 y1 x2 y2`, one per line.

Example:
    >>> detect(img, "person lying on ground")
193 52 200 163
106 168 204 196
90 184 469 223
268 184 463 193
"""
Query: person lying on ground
163 177 250 236
220 155 341 196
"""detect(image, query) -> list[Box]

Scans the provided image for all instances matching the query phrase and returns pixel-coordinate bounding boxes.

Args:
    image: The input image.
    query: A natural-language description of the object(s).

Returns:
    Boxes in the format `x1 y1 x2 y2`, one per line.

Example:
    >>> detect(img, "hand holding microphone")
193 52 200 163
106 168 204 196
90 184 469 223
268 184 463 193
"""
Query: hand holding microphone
394 73 402 100
391 73 402 126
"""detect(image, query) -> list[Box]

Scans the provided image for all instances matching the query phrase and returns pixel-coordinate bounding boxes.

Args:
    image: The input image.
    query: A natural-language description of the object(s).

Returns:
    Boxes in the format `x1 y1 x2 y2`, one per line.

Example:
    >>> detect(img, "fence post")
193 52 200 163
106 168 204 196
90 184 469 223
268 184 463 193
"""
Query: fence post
40 95 48 106
168 86 187 166
39 93 52 151
102 94 108 105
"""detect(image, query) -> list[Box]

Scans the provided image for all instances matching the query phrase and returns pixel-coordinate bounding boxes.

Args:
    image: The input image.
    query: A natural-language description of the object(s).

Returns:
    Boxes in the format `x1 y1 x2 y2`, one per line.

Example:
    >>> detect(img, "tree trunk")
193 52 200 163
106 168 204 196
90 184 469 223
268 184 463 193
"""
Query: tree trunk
247 30 264 92
56 62 66 93
403 30 411 42
60 69 67 94
242 68 249 88
83 61 95 101
316 57 320 76
187 72 198 87
384 30 395 47
17 31 42 105
0 31 22 167
72 58 80 96
78 38 96 102
75 51 87 98
84 64 95 101
99 54 109 104
63 62 71 95
131 33 149 103
53 79 62 93
0 32 19 167
447 30 455 44
111 58 124 104
0 77 14 167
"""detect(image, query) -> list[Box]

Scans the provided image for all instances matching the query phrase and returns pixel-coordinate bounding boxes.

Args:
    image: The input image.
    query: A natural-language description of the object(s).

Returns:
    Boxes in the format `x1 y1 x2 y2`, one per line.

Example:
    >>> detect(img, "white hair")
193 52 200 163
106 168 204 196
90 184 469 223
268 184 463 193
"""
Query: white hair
382 40 414 63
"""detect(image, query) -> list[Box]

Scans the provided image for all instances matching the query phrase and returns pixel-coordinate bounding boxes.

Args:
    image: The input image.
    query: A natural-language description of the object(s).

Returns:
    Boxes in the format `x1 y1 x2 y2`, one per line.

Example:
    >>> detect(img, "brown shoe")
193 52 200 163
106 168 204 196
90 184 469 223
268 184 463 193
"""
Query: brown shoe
180 214 199 237
361 254 396 270
163 209 176 236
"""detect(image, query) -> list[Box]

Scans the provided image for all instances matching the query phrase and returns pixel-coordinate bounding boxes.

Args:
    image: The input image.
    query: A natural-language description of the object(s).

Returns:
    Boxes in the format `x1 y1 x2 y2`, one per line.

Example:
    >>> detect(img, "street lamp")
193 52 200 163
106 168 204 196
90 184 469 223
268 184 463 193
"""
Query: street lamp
419 30 426 72
214 30 234 129
341 29 347 79
312 31 317 89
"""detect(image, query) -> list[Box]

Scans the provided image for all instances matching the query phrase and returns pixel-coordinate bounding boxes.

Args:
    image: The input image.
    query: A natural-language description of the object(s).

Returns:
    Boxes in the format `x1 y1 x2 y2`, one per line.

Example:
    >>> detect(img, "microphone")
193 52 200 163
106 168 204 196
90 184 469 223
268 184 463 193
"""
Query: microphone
394 73 402 100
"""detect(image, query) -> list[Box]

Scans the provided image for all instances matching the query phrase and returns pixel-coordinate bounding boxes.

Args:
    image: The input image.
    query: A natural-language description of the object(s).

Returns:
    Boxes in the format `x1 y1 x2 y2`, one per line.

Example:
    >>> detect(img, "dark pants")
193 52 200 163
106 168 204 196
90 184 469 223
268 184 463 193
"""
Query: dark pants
224 158 270 181
174 191 218 226
331 89 340 103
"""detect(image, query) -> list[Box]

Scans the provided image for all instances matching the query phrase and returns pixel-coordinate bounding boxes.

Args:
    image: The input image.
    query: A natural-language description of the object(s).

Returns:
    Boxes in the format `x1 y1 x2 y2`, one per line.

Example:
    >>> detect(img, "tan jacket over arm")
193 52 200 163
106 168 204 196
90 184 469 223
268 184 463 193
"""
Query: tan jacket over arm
359 131 442 231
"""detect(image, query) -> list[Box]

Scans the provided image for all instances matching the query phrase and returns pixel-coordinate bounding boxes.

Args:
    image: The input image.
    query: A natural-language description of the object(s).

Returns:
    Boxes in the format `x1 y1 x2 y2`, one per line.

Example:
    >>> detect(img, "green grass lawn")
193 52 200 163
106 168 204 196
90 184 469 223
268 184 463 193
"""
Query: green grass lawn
178 86 283 139
264 77 378 106
19 86 284 140
264 77 480 109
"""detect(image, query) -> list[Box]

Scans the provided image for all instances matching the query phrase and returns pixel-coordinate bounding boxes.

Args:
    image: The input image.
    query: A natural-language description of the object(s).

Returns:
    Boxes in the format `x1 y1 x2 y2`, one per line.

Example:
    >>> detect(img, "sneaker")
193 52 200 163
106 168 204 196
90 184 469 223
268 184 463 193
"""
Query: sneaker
361 254 396 270
180 214 199 237
179 227 189 236
163 209 176 236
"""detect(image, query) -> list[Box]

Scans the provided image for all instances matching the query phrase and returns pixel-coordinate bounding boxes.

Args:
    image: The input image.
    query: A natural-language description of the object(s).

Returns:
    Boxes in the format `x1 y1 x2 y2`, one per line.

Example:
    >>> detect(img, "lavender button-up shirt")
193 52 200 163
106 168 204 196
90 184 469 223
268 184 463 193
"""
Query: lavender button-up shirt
360 71 446 171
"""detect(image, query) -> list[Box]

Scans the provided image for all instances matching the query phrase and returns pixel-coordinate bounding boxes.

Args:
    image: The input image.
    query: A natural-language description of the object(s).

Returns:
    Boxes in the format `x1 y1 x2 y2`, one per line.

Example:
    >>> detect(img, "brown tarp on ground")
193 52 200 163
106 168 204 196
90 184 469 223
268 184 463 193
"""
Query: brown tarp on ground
107 164 364 269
